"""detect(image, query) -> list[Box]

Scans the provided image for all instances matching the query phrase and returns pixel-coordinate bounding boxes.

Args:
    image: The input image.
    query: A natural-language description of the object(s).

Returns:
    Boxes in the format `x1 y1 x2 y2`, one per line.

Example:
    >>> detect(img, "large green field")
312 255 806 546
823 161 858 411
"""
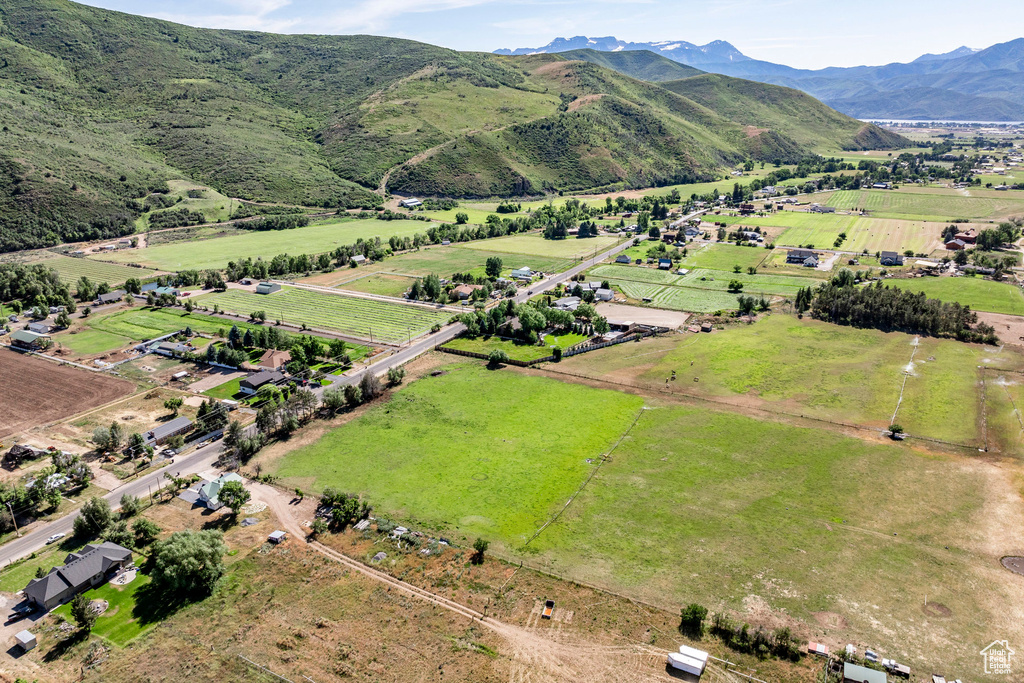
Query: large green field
198 287 452 344
272 364 644 541
27 254 158 286
716 211 948 254
88 307 261 342
524 403 1015 675
678 243 771 272
557 315 999 444
104 218 432 271
821 188 1024 221
884 276 1024 316
460 233 624 260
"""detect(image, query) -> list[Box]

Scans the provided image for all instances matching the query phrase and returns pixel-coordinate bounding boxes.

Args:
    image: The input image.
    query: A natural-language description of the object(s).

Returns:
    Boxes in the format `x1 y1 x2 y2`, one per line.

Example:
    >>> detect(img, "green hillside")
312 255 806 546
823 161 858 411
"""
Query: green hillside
660 74 908 151
556 49 704 82
0 0 908 253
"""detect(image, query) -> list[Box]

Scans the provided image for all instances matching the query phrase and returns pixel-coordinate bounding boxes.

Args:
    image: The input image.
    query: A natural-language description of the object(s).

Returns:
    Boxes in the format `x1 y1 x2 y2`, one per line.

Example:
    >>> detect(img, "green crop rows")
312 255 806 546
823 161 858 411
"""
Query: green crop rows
590 264 683 285
200 287 452 343
652 287 742 312
29 255 157 286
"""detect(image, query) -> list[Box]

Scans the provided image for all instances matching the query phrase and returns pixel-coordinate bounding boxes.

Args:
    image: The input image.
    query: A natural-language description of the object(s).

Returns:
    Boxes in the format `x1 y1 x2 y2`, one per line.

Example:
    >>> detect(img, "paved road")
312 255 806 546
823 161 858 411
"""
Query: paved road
0 441 224 566
0 232 644 565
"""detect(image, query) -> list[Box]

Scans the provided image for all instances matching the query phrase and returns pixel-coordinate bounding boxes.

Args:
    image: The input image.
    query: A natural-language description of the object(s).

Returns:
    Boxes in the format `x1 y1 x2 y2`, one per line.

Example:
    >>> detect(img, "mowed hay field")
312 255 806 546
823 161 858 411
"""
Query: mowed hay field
271 364 644 542
461 233 624 260
27 254 157 286
822 187 1024 221
717 212 950 253
885 276 1024 316
104 218 431 271
0 350 134 437
523 402 1024 676
198 287 452 343
679 243 772 272
554 315 1009 446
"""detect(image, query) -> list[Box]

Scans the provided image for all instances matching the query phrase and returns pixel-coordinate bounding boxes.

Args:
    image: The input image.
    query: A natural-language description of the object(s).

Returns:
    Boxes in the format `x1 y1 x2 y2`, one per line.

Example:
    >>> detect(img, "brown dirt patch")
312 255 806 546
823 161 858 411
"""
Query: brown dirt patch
567 94 605 112
812 611 848 629
745 125 770 138
1001 556 1024 576
0 350 134 439
977 311 1024 346
922 602 952 618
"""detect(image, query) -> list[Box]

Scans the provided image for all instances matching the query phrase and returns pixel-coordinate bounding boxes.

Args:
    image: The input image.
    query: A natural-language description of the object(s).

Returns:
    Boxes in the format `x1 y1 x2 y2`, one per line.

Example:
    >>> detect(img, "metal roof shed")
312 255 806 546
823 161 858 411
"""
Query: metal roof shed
843 662 887 683
667 644 708 676
268 530 287 544
14 630 36 651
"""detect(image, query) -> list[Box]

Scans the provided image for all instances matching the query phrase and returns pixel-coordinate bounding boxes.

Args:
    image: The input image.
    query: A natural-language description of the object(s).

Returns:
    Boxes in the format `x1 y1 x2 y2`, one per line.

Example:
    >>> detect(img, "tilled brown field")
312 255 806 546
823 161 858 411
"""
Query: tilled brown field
0 350 134 438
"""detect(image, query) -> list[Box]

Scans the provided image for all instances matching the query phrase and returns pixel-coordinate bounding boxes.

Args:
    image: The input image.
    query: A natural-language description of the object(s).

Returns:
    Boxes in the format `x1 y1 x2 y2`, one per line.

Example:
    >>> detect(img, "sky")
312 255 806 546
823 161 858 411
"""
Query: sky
75 0 1024 69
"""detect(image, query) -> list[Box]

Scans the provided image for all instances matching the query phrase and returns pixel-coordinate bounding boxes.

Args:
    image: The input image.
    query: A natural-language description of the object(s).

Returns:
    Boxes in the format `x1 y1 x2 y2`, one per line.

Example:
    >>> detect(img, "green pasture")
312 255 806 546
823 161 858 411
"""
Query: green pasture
27 254 157 286
678 243 771 272
650 286 743 312
821 188 1024 221
460 233 624 260
338 273 419 298
271 363 644 542
197 287 451 344
524 403 1006 674
442 336 555 362
58 329 131 355
89 308 258 341
884 276 1024 316
105 218 431 271
328 246 574 283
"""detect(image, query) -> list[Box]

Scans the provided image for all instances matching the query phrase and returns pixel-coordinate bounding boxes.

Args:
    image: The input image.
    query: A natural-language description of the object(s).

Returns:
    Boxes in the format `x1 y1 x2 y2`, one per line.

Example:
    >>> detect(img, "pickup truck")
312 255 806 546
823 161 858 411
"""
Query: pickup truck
541 600 554 619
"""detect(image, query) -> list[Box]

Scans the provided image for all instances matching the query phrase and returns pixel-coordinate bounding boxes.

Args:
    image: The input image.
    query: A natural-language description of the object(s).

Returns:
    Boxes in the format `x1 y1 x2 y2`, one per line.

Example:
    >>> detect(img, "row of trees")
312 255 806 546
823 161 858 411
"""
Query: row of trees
678 603 800 661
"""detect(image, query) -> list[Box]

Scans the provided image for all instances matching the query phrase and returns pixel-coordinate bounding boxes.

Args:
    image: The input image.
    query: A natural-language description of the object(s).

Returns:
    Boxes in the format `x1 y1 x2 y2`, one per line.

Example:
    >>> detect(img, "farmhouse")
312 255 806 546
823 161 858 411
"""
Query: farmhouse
197 472 244 510
553 296 581 311
239 370 285 395
27 322 54 335
954 229 976 244
24 542 132 611
453 284 483 300
879 251 904 266
255 282 281 295
843 662 887 683
143 416 193 447
257 349 291 372
615 254 631 264
511 267 533 280
683 226 702 238
96 290 126 305
945 238 968 250
786 249 819 267
9 330 50 351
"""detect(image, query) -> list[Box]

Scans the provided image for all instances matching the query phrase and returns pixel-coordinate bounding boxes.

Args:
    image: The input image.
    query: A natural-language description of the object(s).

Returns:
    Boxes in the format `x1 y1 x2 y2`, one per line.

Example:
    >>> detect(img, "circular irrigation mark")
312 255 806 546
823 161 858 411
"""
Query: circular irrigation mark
472 473 488 481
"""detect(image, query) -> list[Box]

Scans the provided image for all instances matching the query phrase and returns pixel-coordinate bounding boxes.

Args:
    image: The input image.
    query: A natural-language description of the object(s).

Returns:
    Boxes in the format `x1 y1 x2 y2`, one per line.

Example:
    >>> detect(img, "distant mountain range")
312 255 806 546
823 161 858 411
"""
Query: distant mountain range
496 37 1024 121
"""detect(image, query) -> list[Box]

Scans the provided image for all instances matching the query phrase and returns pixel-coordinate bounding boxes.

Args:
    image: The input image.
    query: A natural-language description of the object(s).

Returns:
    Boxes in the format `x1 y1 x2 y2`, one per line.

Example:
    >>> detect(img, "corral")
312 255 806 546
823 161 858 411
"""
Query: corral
0 351 134 438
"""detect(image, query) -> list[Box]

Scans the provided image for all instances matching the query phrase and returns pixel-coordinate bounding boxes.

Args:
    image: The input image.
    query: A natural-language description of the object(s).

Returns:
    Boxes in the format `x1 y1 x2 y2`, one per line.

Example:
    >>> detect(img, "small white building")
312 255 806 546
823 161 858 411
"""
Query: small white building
667 644 708 677
14 630 36 652
268 530 287 544
399 198 423 209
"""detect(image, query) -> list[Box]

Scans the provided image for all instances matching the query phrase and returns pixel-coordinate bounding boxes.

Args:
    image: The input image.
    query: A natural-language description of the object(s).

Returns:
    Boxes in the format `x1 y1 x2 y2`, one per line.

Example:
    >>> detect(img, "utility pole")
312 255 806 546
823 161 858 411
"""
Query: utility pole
7 501 20 537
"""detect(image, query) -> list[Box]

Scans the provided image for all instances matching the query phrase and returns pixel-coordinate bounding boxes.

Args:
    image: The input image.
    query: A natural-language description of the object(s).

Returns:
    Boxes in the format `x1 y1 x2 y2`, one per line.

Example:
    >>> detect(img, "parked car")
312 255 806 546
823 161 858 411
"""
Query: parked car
5 604 35 624
45 532 65 545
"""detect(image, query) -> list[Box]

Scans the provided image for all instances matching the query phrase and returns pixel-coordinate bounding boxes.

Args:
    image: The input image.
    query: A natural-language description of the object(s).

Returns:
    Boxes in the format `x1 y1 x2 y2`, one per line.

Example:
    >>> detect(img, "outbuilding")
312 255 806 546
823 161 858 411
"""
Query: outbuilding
843 662 887 683
255 282 281 295
142 416 193 447
511 267 533 280
667 644 708 677
14 630 36 652
9 330 50 351
268 530 287 544
615 254 631 264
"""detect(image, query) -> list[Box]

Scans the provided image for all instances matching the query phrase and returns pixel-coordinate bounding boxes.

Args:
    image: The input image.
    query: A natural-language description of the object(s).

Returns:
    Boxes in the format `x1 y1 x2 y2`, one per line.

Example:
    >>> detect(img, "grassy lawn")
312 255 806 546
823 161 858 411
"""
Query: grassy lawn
57 329 130 355
884 276 1024 315
679 243 771 272
202 377 243 400
337 273 418 297
523 402 1014 675
544 332 587 349
271 363 644 542
460 233 624 260
88 307 259 341
443 336 553 362
716 212 948 254
198 287 452 344
26 254 158 286
52 572 154 646
106 217 430 271
0 540 88 593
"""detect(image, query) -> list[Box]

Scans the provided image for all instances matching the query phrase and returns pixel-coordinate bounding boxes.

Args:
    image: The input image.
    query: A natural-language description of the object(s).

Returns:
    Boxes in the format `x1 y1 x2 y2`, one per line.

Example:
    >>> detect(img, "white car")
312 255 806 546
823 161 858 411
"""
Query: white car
45 533 65 545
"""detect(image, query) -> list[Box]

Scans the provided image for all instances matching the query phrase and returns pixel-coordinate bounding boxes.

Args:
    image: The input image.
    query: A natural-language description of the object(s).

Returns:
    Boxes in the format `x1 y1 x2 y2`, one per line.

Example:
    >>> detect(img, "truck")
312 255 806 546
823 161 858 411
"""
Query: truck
541 600 554 619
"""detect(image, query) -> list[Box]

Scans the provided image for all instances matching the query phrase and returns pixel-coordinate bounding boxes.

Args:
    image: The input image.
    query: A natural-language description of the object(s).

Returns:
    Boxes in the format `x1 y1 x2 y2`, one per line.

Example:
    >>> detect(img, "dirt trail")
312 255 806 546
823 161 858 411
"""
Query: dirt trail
248 482 681 682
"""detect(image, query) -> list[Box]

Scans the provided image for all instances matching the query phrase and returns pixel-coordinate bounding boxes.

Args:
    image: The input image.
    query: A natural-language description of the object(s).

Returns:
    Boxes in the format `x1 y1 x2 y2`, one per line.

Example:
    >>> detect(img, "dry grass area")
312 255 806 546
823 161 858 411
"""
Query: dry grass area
0 351 134 440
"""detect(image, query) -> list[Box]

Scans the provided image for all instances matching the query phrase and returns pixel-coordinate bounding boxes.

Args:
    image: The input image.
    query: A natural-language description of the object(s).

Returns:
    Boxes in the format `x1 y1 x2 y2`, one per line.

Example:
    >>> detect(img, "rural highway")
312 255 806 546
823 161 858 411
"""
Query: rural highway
0 228 652 566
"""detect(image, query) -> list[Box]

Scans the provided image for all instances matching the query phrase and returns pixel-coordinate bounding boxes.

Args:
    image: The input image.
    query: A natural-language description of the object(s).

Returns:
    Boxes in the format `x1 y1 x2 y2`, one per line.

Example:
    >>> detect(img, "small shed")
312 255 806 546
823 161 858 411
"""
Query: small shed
658 258 672 270
667 644 708 676
268 530 287 544
807 642 829 657
14 630 36 652
351 255 367 265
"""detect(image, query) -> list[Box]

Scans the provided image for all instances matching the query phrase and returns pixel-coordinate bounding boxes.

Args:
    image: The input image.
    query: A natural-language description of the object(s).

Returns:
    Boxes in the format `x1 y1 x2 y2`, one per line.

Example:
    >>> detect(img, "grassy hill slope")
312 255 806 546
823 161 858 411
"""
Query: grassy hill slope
0 0 908 252
556 49 704 82
660 74 908 151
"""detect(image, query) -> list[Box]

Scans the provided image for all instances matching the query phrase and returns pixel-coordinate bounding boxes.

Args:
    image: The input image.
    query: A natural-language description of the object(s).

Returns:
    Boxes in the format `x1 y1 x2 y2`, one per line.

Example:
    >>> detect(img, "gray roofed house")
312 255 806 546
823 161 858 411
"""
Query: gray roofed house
24 542 132 610
879 251 904 266
596 288 614 301
96 290 126 305
553 296 581 311
239 370 285 395
152 342 190 357
142 416 193 446
615 254 631 263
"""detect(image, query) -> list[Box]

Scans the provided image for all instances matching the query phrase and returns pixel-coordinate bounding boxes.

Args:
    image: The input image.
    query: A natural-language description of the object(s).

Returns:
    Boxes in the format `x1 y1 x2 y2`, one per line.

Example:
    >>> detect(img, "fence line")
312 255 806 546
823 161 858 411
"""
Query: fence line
437 327 665 367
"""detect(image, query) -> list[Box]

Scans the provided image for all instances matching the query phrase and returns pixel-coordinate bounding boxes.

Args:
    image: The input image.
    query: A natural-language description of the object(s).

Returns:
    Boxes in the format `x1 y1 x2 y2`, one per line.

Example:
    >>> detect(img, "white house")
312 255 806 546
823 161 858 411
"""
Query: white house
197 473 244 510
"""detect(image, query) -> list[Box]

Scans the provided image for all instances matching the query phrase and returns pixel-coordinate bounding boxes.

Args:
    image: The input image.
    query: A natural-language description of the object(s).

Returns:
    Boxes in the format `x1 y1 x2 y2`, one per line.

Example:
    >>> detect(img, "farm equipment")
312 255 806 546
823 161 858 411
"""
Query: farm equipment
541 600 554 619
